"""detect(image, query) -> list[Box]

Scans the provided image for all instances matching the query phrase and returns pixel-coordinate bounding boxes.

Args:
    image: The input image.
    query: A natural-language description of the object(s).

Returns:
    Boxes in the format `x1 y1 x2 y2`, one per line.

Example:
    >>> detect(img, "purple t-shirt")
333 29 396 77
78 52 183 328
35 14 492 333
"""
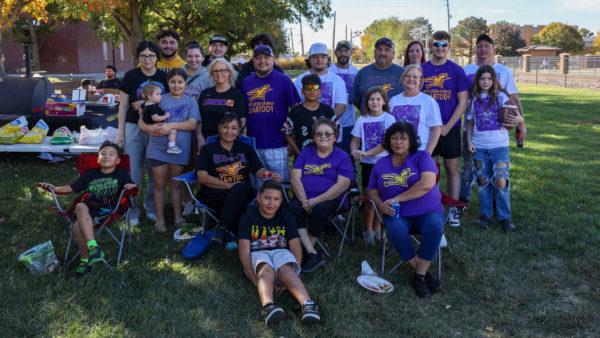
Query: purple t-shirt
368 151 443 217
293 146 355 199
421 60 470 128
242 70 301 149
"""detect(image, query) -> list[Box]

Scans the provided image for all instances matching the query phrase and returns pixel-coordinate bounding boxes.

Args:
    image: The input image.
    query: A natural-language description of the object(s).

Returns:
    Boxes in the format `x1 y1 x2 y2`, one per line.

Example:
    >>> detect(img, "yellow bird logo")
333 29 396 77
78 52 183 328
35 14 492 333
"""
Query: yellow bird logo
423 73 451 89
382 168 416 187
304 163 332 175
381 83 392 94
247 84 273 102
216 161 245 176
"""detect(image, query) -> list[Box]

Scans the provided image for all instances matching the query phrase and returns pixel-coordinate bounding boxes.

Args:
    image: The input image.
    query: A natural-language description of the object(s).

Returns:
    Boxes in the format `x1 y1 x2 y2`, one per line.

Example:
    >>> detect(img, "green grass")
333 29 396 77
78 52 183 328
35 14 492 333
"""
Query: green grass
1 84 600 336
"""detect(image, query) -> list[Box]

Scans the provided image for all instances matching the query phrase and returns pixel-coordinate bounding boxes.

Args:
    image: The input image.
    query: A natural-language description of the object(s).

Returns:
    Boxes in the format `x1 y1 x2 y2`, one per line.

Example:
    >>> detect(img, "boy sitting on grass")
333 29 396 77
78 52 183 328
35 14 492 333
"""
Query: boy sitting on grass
238 180 321 326
38 141 136 277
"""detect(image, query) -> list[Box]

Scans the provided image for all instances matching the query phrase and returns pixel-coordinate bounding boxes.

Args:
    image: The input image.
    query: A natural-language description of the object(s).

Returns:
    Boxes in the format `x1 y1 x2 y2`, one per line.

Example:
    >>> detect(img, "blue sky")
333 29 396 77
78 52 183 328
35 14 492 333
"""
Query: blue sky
290 0 600 52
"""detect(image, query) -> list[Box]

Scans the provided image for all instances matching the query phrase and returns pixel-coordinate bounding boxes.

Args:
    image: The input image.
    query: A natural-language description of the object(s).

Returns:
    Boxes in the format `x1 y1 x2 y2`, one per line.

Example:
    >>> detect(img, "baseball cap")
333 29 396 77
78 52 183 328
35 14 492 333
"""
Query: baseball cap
308 43 328 57
476 33 494 45
253 45 273 57
209 35 229 45
335 40 352 51
375 37 394 49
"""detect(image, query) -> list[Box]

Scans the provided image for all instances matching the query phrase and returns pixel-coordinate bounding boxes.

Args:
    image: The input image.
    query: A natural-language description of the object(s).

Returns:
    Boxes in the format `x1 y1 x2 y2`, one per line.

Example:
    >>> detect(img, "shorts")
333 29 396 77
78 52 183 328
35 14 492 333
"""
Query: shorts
360 163 374 189
256 147 290 181
149 158 169 167
76 203 111 225
251 248 301 275
432 126 461 159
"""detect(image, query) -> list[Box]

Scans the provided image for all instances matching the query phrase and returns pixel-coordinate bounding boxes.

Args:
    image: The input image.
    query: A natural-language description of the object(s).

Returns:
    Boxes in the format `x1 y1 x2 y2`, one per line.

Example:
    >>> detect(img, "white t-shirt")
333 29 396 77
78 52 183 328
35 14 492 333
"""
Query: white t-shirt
466 92 510 149
388 92 442 151
329 64 359 128
351 112 396 164
463 63 518 95
294 70 348 110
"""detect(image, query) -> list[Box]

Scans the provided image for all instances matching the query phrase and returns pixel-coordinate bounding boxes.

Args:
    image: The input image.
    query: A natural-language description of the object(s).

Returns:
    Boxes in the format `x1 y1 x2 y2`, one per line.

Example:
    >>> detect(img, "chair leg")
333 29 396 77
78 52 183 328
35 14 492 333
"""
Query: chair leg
316 239 332 259
336 210 353 256
438 246 442 281
64 230 73 268
116 226 126 265
380 232 386 276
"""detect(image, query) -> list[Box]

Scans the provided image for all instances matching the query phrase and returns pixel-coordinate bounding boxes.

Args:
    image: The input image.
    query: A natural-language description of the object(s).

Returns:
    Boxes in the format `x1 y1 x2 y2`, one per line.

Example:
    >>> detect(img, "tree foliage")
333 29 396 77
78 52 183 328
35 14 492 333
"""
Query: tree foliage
593 35 600 55
489 20 525 56
532 22 583 53
451 16 487 61
578 28 593 38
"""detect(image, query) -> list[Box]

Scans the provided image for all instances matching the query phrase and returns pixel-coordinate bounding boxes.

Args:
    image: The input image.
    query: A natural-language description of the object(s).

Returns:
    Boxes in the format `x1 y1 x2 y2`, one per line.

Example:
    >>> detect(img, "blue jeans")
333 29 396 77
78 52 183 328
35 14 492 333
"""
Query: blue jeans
124 122 155 217
473 147 511 220
460 131 475 202
384 211 444 261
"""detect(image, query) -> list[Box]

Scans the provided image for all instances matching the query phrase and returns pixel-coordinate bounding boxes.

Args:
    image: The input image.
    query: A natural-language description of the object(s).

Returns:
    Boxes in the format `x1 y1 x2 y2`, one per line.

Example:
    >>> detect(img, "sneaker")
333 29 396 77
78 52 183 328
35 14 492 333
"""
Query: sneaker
439 234 448 248
500 219 516 232
448 206 461 227
182 201 195 216
88 246 106 265
154 220 167 233
167 145 183 154
363 230 375 245
411 273 431 298
262 303 284 327
425 271 440 293
301 300 321 325
302 253 326 273
478 215 492 229
73 261 92 278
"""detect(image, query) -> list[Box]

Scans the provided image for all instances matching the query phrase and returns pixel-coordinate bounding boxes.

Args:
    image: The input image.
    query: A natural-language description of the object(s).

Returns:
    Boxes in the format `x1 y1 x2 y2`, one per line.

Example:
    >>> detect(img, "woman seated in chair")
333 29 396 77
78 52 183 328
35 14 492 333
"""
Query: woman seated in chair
288 119 355 273
368 121 444 298
195 114 281 243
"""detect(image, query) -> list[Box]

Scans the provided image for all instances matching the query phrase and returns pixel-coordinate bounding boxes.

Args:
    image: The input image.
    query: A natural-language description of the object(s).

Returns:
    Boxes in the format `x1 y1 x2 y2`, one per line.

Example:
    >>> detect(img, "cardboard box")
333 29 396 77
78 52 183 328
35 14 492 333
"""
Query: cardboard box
44 89 86 117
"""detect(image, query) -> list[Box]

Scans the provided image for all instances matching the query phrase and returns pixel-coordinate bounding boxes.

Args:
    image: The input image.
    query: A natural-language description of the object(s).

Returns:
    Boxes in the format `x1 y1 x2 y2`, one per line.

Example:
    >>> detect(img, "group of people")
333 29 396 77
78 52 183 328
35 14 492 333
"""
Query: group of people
40 27 527 327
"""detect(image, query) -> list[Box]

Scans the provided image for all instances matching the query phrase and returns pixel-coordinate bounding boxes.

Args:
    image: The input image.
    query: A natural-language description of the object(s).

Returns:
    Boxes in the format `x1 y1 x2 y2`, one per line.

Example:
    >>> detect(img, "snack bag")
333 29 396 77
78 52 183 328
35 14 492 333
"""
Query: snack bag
17 241 60 275
18 119 50 144
0 116 29 144
49 126 74 145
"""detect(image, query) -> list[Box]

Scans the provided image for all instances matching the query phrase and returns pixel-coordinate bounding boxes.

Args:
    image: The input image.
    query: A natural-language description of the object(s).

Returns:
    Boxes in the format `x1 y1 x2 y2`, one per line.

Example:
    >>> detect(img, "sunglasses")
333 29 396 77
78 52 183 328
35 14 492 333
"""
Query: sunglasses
303 84 320 91
315 131 334 138
212 69 230 75
432 41 449 48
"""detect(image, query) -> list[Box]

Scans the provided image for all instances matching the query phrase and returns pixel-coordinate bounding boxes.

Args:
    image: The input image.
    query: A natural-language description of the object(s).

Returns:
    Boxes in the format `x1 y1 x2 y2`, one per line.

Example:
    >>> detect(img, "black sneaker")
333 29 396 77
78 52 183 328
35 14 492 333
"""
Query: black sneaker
500 219 516 232
411 274 431 298
88 246 106 265
262 303 284 327
301 300 321 325
301 253 326 273
425 271 440 293
73 261 92 278
478 215 492 229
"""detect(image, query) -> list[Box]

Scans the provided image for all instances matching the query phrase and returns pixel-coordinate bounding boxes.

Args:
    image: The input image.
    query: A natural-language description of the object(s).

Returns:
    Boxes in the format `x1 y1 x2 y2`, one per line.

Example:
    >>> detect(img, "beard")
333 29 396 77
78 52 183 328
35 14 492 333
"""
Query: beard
337 56 349 65
162 50 176 59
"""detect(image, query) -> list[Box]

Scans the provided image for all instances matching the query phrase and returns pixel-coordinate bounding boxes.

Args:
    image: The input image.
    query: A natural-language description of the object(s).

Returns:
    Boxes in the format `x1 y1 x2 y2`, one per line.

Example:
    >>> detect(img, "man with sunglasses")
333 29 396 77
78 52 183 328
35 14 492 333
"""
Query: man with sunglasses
155 28 186 72
421 30 470 227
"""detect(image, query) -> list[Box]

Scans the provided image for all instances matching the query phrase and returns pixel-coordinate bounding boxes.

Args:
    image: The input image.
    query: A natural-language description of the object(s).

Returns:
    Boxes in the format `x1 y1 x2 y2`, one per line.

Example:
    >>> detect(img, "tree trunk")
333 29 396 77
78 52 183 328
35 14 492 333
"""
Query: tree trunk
27 20 41 71
0 32 6 76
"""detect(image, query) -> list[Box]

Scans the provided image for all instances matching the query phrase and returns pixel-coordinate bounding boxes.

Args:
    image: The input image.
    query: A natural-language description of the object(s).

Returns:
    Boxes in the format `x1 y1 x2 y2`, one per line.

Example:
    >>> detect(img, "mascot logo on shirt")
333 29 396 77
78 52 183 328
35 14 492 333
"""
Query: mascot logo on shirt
382 168 416 187
423 73 451 89
304 163 332 175
247 84 273 101
381 83 392 95
216 161 245 183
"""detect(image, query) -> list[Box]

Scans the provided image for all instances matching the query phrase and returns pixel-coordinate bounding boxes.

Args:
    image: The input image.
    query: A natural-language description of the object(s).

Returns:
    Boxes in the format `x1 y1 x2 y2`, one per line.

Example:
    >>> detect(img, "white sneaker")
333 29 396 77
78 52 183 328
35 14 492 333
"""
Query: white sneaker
440 234 448 248
182 201 195 216
448 206 461 227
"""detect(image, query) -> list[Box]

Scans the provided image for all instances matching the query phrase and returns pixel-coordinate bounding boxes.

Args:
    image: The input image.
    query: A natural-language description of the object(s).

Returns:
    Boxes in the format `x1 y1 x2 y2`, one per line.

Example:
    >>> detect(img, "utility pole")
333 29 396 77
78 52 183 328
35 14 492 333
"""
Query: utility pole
332 11 336 57
289 27 295 55
345 25 348 41
445 0 451 33
299 17 305 56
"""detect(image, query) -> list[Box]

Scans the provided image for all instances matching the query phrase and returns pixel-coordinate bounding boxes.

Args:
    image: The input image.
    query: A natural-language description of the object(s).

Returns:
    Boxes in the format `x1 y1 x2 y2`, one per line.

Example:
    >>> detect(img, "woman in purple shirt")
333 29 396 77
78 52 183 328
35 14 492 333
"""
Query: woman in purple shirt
289 119 355 273
368 121 444 298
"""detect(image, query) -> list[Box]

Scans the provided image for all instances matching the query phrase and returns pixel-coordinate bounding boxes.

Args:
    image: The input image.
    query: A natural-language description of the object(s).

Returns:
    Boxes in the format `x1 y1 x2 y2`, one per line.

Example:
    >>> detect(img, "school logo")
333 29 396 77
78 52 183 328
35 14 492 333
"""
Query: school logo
382 168 416 187
216 161 245 182
423 73 451 89
304 163 332 175
247 84 272 101
381 83 392 94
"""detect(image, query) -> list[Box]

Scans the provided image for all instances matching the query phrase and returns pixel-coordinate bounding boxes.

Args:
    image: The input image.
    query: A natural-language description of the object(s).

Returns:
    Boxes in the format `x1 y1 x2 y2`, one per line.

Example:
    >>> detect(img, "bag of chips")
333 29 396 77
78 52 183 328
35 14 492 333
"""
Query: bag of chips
18 119 49 144
17 241 60 275
0 116 29 144
49 126 74 145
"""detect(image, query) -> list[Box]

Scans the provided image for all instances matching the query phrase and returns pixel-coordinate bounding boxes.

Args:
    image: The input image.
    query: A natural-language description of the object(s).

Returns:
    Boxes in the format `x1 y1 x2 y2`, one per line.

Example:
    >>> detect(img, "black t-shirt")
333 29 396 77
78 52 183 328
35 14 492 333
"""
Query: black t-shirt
195 140 263 196
141 103 166 125
97 78 121 89
198 86 247 138
287 103 335 150
118 68 169 123
70 168 133 210
238 205 299 252
236 62 284 89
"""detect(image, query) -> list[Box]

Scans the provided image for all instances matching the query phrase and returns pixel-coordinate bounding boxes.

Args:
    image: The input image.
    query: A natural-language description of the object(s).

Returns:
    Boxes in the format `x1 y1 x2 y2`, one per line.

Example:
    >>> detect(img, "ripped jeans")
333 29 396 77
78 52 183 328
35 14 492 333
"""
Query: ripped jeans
473 147 511 221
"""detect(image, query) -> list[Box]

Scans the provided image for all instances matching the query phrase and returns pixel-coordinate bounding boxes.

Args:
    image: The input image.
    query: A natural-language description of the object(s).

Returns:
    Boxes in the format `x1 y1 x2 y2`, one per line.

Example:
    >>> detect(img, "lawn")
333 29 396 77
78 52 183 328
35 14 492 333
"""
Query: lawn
1 84 599 337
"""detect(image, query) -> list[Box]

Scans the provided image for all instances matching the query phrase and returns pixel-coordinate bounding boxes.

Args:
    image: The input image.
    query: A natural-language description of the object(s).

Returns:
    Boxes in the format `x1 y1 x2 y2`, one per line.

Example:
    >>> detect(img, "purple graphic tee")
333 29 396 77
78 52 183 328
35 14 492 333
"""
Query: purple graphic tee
320 82 333 107
390 105 420 132
473 97 501 131
363 122 386 151
293 146 355 199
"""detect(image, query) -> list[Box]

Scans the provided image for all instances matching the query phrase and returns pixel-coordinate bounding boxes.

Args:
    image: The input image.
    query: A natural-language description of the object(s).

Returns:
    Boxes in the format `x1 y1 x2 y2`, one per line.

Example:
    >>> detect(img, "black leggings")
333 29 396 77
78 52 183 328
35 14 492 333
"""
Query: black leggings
287 198 338 238
196 182 254 236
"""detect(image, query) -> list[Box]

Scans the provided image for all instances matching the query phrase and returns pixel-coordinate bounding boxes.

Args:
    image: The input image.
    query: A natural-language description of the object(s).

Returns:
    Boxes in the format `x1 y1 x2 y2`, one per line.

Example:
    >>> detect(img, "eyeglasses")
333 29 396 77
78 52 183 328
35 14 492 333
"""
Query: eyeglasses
315 131 334 138
303 84 320 91
138 54 157 60
212 69 229 75
432 41 449 48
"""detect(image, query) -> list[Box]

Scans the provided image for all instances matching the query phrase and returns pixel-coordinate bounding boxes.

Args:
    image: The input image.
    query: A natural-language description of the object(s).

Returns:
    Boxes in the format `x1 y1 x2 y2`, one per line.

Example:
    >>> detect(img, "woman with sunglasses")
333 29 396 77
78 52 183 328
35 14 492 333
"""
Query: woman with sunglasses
288 119 355 273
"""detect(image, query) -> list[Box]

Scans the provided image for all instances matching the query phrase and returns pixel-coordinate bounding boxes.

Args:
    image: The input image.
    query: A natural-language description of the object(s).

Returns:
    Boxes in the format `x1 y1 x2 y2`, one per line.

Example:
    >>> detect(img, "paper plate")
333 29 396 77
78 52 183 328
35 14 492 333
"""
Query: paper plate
356 274 394 293
173 226 201 242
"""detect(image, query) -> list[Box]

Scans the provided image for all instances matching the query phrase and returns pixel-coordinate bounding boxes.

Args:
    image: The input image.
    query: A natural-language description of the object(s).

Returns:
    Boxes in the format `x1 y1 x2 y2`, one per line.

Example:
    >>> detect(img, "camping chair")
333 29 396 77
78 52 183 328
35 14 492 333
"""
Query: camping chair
37 153 138 268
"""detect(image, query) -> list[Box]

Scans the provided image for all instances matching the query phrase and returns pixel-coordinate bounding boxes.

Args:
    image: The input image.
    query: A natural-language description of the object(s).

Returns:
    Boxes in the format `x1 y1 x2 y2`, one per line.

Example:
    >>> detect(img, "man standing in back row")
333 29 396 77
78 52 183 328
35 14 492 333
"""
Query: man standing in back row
330 40 359 153
421 30 470 227
155 28 186 72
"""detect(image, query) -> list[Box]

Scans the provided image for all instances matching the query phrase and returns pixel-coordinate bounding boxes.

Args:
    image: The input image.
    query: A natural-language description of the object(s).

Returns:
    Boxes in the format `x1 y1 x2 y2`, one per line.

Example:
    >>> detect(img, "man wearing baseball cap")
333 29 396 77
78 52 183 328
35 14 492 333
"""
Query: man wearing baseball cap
351 37 404 113
242 45 301 181
330 40 359 153
202 35 230 67
236 33 285 88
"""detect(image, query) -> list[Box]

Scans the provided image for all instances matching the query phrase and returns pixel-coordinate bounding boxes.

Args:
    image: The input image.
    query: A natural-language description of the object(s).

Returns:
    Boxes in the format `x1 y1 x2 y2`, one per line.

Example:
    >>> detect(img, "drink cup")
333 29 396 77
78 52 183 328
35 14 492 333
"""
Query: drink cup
391 201 401 219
